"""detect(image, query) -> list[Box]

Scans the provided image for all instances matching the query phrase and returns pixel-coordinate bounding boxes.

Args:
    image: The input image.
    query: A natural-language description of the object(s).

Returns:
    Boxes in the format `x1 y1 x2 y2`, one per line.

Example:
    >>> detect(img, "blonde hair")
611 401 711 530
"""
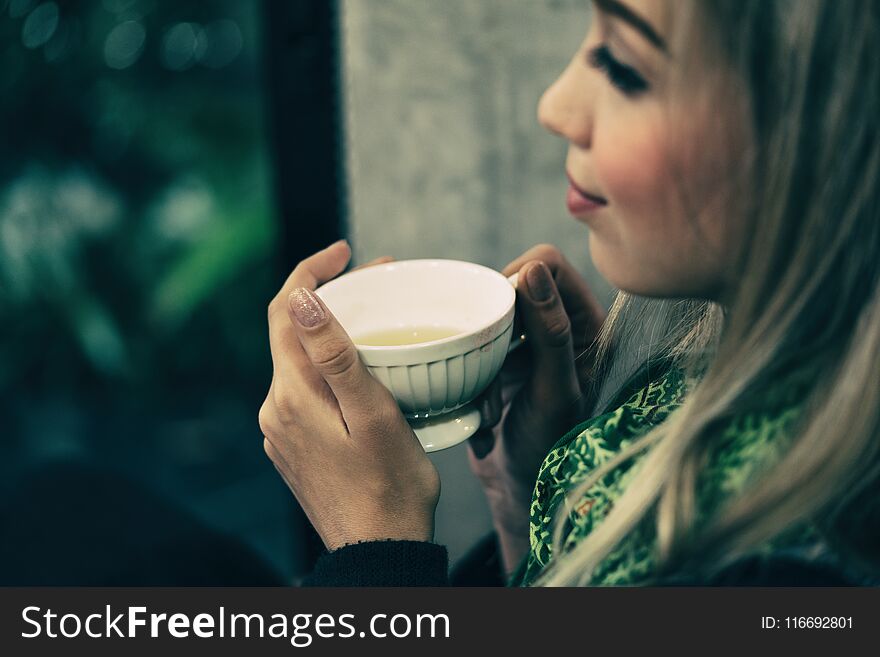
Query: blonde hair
536 0 880 586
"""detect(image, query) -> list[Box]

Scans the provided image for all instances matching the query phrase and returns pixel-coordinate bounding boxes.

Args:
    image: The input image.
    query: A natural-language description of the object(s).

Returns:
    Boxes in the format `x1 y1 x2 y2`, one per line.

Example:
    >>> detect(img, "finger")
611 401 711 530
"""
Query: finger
516 260 581 413
502 244 606 351
287 286 396 436
258 381 278 436
477 376 503 428
272 462 298 498
494 316 533 390
467 428 496 460
276 239 352 302
268 239 351 388
263 435 279 462
351 255 394 272
500 243 566 278
468 377 505 461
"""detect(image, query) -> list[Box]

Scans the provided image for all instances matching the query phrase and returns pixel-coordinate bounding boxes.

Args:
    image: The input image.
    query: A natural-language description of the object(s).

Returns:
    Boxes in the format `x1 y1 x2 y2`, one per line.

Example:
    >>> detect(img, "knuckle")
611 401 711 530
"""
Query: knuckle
267 296 284 322
543 313 573 348
358 399 400 437
291 260 318 288
262 437 276 461
312 338 360 377
272 384 299 424
374 404 402 433
258 402 275 436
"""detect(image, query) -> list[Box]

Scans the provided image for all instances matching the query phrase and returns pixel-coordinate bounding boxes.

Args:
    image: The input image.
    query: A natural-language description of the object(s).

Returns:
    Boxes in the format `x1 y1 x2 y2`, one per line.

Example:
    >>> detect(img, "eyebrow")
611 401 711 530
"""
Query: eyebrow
593 0 667 52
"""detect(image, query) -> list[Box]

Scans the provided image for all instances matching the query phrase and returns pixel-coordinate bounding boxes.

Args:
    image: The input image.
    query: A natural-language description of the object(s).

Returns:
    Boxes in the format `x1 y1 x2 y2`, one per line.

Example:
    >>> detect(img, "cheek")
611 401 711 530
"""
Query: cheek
592 111 693 265
589 107 726 296
593 114 672 225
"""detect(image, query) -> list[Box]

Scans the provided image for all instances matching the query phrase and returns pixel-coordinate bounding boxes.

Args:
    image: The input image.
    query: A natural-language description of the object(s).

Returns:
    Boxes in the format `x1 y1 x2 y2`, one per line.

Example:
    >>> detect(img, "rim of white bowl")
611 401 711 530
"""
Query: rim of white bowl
314 259 516 366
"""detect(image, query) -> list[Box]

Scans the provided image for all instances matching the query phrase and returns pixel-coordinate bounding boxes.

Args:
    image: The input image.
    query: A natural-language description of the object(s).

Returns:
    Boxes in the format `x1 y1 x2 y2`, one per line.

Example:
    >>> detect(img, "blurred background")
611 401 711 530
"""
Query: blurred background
0 0 632 584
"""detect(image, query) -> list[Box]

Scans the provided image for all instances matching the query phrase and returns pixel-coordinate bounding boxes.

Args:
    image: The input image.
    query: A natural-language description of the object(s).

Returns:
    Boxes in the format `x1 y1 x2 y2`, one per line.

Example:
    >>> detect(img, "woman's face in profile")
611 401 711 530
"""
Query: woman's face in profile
538 0 748 304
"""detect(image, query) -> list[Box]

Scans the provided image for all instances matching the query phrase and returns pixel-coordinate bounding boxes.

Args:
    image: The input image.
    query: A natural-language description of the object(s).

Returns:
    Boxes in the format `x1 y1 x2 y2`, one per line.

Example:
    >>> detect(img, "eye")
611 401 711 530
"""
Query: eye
587 44 649 96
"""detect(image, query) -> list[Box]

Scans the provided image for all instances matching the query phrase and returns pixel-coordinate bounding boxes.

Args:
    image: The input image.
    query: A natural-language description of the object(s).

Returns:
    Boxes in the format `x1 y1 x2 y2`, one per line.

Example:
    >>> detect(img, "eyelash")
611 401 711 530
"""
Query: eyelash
587 44 649 96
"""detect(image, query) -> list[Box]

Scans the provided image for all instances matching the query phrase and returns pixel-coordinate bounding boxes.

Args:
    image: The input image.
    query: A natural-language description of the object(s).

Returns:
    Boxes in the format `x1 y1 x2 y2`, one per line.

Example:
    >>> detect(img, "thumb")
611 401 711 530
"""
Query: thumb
287 287 392 431
517 261 581 412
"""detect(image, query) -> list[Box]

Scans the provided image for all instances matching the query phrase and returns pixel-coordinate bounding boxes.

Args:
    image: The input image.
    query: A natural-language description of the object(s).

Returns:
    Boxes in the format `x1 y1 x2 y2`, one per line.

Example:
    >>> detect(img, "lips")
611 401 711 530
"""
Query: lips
565 171 608 205
565 171 607 216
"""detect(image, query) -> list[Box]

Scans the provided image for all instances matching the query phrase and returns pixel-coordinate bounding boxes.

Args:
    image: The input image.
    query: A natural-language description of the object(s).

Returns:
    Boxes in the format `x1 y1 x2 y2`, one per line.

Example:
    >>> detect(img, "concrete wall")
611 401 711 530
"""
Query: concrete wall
340 0 615 566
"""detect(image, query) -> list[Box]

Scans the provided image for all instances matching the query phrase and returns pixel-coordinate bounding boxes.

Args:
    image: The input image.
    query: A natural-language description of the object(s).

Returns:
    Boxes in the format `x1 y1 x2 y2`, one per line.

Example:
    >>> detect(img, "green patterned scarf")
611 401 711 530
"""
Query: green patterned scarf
509 360 817 586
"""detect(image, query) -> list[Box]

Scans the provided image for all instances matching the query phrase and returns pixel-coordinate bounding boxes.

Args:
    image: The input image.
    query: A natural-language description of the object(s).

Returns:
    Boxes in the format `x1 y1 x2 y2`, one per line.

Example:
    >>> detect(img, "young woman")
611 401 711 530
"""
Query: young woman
259 0 880 586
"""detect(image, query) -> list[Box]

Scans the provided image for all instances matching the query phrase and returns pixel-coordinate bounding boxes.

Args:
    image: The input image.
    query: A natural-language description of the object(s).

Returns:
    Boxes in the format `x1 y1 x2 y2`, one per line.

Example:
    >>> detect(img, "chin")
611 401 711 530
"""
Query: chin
587 233 650 295
589 236 709 300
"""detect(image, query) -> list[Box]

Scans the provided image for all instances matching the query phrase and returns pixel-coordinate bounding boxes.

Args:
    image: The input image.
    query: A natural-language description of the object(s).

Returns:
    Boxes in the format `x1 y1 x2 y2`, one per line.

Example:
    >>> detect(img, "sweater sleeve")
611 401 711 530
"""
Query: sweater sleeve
301 539 450 587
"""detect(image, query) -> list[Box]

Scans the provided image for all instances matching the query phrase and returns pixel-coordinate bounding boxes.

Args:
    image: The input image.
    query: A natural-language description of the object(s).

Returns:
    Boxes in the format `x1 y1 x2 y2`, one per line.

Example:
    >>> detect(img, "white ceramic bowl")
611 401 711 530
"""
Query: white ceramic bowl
314 259 521 424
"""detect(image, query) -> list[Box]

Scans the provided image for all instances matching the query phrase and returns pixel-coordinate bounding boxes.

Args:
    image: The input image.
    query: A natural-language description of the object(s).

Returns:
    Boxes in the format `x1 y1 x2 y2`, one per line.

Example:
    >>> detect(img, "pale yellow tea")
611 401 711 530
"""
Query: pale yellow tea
354 326 461 346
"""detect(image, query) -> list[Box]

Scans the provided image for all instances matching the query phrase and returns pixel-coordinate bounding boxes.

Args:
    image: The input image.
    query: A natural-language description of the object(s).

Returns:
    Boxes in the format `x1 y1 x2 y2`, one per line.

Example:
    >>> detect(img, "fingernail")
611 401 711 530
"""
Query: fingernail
331 238 349 248
526 262 553 302
289 288 326 327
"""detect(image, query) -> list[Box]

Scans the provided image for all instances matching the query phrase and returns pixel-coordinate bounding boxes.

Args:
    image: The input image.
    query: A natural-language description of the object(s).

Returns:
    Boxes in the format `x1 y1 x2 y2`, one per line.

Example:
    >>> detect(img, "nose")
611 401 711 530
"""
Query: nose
537 57 594 148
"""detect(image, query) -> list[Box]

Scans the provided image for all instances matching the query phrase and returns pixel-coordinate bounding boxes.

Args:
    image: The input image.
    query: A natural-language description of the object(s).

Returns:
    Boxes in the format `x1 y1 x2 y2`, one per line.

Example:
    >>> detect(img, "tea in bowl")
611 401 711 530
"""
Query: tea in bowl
314 259 523 451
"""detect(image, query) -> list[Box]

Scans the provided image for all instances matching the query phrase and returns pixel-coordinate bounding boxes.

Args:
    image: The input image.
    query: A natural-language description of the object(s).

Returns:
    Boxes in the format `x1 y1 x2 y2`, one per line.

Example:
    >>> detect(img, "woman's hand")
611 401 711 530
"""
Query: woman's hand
468 244 607 571
259 240 441 551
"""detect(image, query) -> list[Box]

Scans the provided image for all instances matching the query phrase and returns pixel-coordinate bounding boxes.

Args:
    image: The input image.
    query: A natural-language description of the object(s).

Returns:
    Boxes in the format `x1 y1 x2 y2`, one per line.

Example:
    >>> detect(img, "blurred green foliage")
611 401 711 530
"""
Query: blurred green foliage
0 0 276 403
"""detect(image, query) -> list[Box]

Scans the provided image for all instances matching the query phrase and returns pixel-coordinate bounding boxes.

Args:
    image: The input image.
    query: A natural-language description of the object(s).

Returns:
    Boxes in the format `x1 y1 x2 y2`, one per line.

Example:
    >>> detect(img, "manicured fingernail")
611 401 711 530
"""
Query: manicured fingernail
289 288 326 327
526 262 553 302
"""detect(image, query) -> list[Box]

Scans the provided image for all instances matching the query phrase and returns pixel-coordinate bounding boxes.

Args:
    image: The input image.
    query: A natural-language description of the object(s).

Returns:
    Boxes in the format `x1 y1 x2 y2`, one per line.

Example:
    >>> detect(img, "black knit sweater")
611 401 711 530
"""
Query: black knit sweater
302 533 864 587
